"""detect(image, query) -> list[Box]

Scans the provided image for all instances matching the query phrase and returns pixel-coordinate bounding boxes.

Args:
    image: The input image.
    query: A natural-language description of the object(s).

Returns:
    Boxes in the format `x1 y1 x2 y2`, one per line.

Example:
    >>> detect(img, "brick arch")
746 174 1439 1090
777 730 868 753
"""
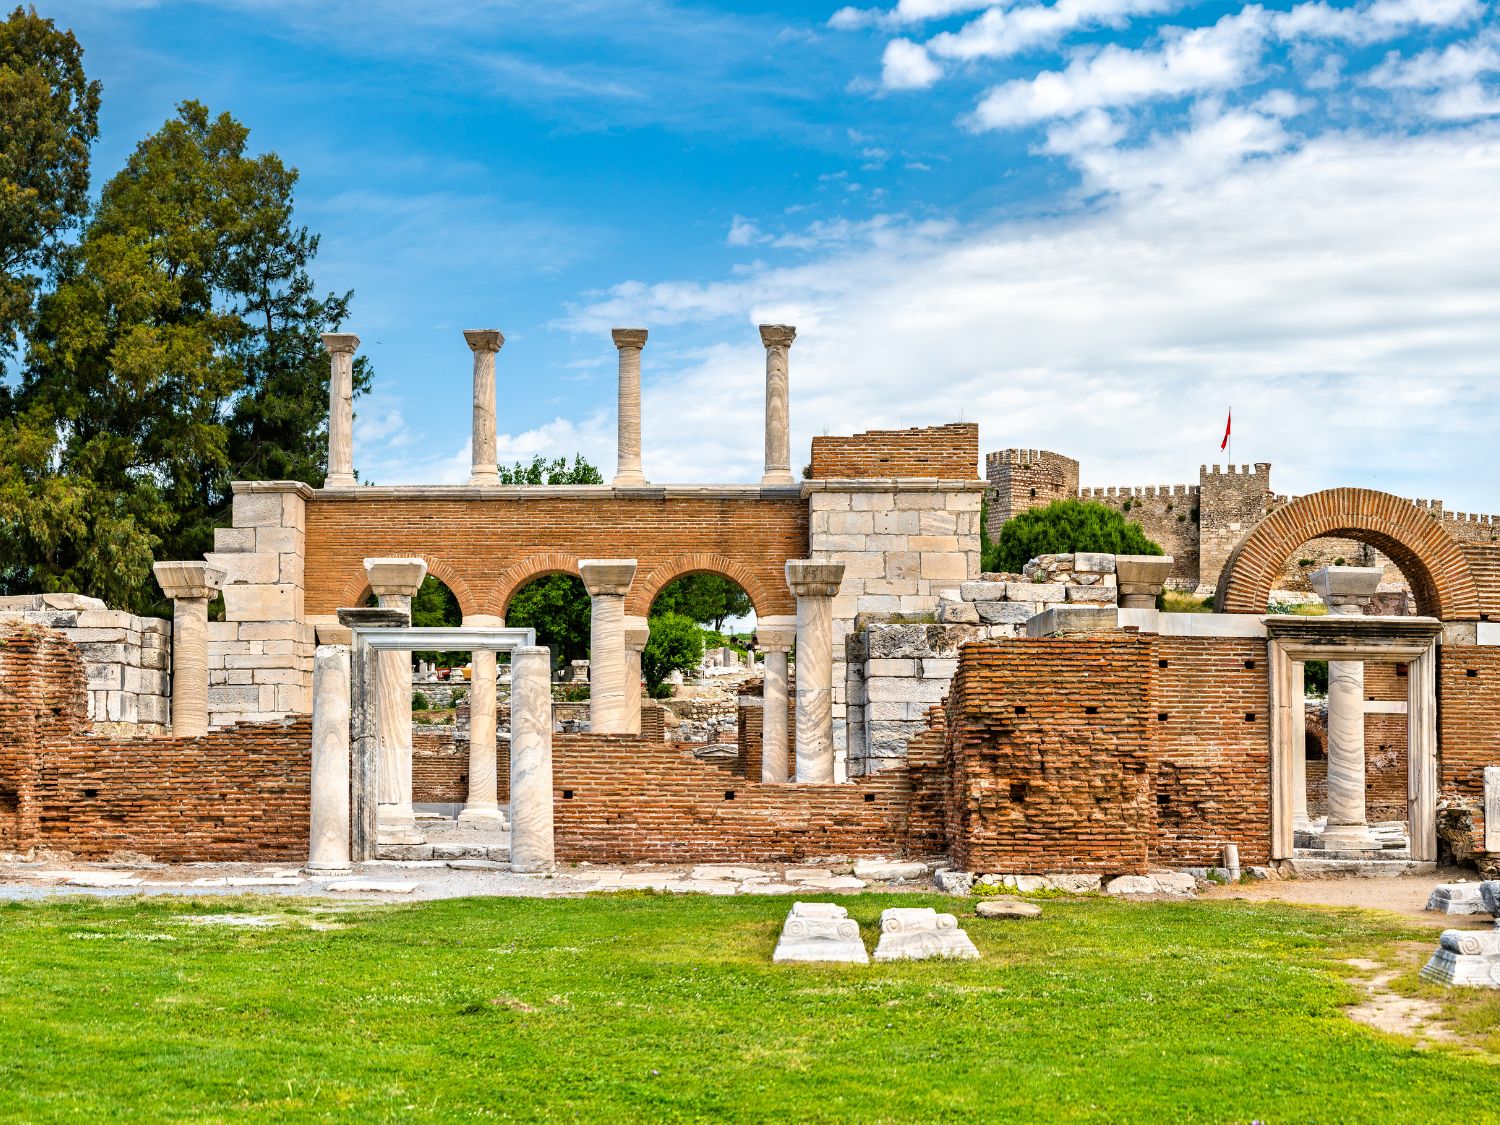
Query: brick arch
628 552 790 619
1214 488 1479 620
332 556 478 616
491 552 583 617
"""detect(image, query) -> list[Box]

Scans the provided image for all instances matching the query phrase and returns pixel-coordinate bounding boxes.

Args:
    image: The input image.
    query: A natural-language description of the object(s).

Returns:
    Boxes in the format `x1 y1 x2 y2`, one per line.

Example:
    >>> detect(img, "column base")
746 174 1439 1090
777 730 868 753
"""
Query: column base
1319 823 1383 851
761 470 795 486
377 805 426 845
303 862 355 876
612 471 647 487
458 805 508 827
468 469 499 487
325 473 357 489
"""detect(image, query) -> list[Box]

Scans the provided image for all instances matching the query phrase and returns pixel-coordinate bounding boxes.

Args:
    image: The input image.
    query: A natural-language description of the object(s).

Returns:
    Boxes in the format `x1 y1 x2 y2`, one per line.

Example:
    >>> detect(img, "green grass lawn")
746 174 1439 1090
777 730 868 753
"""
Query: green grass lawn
0 892 1495 1122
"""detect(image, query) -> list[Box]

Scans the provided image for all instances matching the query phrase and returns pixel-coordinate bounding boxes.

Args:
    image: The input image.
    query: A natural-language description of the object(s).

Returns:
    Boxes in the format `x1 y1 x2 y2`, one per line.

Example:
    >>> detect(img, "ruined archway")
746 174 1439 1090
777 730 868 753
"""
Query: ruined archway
628 552 787 619
1215 488 1479 620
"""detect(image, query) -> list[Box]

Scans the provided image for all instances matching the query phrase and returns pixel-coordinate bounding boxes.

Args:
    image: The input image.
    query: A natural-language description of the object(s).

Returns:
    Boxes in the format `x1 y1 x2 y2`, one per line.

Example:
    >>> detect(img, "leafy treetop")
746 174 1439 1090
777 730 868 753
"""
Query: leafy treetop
986 499 1162 574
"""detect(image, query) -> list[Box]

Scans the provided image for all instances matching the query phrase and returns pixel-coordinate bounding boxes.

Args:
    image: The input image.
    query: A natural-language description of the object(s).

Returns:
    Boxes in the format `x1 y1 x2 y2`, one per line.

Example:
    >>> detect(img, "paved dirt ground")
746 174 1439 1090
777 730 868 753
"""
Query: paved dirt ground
1202 868 1494 926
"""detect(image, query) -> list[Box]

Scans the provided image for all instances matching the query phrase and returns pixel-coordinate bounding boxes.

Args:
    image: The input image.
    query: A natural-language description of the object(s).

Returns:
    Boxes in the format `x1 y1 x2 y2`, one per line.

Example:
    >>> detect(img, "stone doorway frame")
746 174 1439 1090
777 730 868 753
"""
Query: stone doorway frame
340 609 538 861
1266 615 1442 862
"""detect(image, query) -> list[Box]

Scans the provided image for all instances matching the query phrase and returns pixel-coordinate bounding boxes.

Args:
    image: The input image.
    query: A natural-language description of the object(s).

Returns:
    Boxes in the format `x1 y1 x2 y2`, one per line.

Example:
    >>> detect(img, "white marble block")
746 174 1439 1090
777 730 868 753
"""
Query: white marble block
872 907 980 961
1420 928 1500 988
772 901 869 964
1425 884 1487 915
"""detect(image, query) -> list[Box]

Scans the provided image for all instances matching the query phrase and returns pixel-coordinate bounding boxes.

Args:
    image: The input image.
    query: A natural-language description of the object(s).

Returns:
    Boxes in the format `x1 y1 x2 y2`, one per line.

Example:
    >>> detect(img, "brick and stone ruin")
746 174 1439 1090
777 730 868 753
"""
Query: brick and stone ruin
3 324 1499 912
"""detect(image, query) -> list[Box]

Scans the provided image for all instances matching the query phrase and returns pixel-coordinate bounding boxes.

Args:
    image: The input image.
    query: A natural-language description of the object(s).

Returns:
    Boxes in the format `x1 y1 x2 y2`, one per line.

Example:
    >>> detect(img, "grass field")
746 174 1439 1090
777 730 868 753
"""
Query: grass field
0 892 1495 1122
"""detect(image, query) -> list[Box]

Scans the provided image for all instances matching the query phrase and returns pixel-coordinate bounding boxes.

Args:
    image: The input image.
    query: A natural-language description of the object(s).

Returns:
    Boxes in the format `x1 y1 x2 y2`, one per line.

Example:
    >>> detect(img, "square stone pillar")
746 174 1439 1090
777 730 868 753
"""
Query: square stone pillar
464 330 504 486
755 616 796 783
580 559 637 734
622 614 649 735
786 561 845 783
307 643 354 874
152 561 228 737
509 645 555 873
320 333 359 489
364 557 427 844
612 329 648 487
460 613 505 824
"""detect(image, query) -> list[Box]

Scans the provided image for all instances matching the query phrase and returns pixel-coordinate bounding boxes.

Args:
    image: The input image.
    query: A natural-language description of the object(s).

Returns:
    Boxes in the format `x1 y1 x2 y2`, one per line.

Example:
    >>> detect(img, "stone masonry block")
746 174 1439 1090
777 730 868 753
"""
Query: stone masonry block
1073 552 1116 574
960 581 1009 602
975 601 1036 625
873 510 920 535
206 551 279 585
1006 582 1067 602
867 658 918 676
893 492 945 510
920 553 967 581
909 535 960 552
1066 585 1117 604
811 492 853 512
213 527 256 553
232 491 285 528
253 526 303 555
826 512 875 535
223 583 297 623
849 492 895 511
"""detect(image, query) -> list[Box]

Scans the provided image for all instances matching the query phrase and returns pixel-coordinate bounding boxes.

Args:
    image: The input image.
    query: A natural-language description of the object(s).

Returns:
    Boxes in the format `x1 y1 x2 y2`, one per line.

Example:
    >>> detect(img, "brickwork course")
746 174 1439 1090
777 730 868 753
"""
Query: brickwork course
811 424 979 480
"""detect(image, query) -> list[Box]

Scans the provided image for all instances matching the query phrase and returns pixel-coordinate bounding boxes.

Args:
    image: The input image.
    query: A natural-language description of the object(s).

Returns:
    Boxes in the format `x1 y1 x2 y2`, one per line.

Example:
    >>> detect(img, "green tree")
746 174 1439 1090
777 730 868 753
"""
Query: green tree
497 454 602 485
0 5 100 369
987 499 1162 574
410 575 465 666
641 611 703 698
506 575 592 665
3 100 365 610
651 573 752 632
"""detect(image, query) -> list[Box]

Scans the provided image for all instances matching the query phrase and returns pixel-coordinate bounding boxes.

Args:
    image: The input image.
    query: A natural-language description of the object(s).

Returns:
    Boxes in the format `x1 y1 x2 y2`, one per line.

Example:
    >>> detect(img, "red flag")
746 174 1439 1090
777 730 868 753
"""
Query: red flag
1220 410 1232 451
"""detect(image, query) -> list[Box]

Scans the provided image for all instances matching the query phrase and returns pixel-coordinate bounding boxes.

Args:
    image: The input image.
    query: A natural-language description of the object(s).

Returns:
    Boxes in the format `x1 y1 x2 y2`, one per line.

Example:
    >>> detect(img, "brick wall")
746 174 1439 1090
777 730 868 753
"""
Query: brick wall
736 679 796 781
810 424 978 481
1362 662 1410 821
303 492 808 621
1439 646 1500 843
413 729 466 803
552 733 941 863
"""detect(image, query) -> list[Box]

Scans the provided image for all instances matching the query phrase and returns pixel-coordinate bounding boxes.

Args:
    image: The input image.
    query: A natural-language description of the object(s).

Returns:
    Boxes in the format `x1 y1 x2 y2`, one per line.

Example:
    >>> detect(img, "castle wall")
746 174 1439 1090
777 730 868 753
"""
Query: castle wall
983 449 1079 538
1079 485 1201 588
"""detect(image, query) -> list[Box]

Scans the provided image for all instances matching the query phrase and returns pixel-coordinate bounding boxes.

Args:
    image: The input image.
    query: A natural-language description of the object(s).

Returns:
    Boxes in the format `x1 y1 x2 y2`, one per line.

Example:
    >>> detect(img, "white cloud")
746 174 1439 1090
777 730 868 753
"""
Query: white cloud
929 0 1176 63
882 38 944 89
560 123 1500 508
968 9 1267 128
1273 0 1482 42
727 215 766 246
1367 29 1500 117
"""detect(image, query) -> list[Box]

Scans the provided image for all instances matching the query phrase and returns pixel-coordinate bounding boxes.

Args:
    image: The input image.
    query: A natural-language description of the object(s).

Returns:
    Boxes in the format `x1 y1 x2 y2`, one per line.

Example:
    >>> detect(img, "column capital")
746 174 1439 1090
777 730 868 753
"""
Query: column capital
363 557 428 598
463 329 505 353
759 324 796 348
321 332 360 356
1310 565 1382 615
623 614 650 652
755 615 796 652
580 559 637 597
786 560 844 599
611 328 648 349
153 561 227 601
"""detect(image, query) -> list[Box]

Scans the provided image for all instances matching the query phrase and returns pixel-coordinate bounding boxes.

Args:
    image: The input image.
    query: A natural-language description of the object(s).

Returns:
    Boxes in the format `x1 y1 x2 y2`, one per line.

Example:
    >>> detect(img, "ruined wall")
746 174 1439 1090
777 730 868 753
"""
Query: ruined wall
1439 646 1500 846
1196 464 1276 594
982 449 1079 537
810 423 979 480
736 680 796 782
1081 486 1201 588
551 733 943 863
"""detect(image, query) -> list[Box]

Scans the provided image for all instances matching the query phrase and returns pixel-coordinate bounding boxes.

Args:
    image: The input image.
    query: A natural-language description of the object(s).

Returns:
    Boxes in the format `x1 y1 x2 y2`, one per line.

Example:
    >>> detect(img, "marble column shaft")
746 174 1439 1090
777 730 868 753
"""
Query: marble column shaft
460 614 504 822
321 333 358 488
465 330 504 487
580 560 636 735
364 558 426 842
1325 659 1367 830
755 617 796 784
1291 662 1308 822
152 561 226 738
509 645 555 873
307 644 353 873
760 325 795 486
612 329 647 487
622 615 649 736
786 562 843 783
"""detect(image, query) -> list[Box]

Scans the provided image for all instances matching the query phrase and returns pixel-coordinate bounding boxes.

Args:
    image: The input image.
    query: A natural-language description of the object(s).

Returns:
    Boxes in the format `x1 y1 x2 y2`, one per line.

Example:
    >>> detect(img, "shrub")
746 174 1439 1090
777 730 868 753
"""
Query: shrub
642 612 704 696
411 691 430 712
987 499 1163 574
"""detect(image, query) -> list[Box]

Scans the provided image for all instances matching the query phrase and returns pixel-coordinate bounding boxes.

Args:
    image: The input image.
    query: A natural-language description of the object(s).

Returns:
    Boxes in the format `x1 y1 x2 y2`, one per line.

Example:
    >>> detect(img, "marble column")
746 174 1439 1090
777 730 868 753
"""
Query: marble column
152 561 227 738
760 324 796 486
785 561 844 783
1291 661 1308 823
580 559 636 734
509 644 555 873
755 616 796 783
321 333 359 488
459 614 505 824
464 330 504 487
307 643 354 874
622 614 649 735
1310 565 1383 849
611 329 648 487
364 557 427 844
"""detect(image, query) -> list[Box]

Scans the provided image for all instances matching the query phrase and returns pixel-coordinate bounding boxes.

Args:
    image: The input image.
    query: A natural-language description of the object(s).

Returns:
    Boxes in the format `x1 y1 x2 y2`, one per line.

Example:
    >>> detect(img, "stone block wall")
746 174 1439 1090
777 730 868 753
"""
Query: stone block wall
207 481 316 726
1195 463 1276 593
984 448 1079 537
810 423 979 480
0 594 169 728
846 623 977 777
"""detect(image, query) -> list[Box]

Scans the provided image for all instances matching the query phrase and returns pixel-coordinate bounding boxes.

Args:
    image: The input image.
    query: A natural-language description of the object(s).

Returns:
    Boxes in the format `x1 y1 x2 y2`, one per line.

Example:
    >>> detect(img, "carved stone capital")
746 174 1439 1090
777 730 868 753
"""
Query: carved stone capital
623 614 650 651
320 333 360 356
786 560 844 599
755 616 797 652
579 559 638 597
463 329 505 354
363 557 428 598
152 561 228 602
1310 565 1383 615
759 324 796 349
611 328 648 350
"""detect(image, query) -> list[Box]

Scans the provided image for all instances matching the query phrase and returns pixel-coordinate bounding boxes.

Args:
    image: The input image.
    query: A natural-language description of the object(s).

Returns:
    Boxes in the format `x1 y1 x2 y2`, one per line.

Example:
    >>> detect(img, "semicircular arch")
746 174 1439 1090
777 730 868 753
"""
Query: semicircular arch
627 552 788 619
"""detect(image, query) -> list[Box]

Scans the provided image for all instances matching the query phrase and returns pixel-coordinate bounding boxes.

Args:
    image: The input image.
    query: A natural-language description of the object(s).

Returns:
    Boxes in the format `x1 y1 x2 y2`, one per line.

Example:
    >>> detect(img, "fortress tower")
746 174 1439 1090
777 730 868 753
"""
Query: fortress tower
983 449 1079 540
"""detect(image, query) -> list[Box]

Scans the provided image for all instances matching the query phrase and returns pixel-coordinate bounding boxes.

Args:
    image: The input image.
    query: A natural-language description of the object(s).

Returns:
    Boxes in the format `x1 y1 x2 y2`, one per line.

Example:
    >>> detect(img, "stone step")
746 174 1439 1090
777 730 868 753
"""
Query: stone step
374 843 509 862
1288 856 1435 878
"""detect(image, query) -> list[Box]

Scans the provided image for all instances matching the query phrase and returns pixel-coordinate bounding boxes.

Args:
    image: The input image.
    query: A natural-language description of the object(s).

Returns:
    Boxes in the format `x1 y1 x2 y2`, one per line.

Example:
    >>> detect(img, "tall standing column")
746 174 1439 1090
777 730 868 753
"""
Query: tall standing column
622 615 649 735
465 330 504 486
509 645 555 873
1310 565 1384 850
1291 661 1308 823
580 560 637 734
307 643 354 874
760 324 796 486
364 557 428 844
460 614 504 824
152 561 227 738
786 561 844 783
612 329 648 487
755 616 796 783
321 333 359 488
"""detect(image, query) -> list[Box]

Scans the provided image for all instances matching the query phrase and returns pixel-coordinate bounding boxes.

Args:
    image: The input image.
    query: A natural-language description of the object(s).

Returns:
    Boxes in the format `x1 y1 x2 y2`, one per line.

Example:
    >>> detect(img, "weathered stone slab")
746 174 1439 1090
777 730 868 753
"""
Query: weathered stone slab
691 865 773 881
772 901 869 963
973 601 1035 625
1426 884 1487 915
665 880 739 895
1105 874 1197 896
1420 929 1500 988
795 876 866 892
324 879 419 894
853 859 928 882
872 907 980 961
995 873 1101 893
933 869 976 895
975 899 1041 919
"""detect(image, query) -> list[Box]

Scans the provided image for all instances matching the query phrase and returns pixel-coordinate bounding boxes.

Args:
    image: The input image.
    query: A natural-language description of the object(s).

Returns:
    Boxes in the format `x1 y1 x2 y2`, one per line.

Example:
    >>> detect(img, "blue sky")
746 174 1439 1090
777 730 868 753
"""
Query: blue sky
52 0 1500 511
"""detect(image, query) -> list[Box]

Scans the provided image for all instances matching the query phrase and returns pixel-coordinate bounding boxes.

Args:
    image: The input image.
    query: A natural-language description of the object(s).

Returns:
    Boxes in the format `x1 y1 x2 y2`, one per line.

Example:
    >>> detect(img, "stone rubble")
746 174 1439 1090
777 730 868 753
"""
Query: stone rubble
974 898 1041 919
